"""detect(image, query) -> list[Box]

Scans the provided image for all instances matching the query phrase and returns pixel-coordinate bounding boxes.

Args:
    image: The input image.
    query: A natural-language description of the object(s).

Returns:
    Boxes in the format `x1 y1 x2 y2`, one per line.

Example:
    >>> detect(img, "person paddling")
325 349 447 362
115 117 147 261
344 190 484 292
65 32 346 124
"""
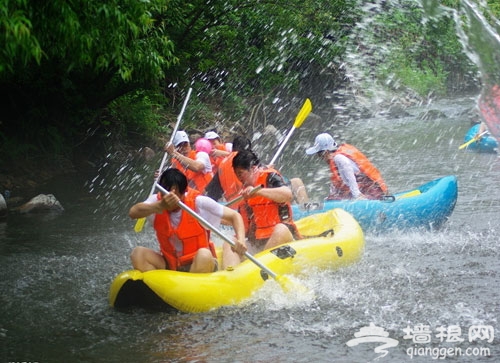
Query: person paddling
306 133 388 200
231 150 302 258
129 168 247 272
204 131 232 174
205 135 252 208
205 135 310 207
165 131 213 193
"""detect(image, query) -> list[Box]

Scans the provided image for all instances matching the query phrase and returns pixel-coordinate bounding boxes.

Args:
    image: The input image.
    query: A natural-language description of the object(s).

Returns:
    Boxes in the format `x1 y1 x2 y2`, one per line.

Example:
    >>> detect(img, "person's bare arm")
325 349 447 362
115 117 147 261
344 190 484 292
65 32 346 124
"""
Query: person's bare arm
220 207 247 255
244 185 292 203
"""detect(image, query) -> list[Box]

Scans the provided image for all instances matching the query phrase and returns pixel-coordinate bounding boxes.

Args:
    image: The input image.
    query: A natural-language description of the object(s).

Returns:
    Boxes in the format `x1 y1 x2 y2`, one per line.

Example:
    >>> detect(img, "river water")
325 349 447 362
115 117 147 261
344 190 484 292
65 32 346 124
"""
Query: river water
1 94 499 362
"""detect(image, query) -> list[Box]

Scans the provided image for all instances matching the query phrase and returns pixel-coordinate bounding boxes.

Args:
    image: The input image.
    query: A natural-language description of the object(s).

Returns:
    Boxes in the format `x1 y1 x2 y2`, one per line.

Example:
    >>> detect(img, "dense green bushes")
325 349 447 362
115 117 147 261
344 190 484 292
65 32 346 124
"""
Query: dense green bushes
0 0 498 168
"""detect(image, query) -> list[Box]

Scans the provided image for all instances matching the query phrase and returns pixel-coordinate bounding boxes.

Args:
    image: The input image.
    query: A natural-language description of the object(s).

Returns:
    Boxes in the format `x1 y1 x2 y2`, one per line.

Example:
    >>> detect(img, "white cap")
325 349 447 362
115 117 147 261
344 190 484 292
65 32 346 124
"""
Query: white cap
305 133 338 155
204 131 220 140
173 131 189 146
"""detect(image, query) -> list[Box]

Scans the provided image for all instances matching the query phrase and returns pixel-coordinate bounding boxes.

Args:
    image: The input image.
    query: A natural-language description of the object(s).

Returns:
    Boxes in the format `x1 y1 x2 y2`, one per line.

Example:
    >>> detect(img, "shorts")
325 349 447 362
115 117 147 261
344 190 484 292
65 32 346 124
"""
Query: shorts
168 258 219 272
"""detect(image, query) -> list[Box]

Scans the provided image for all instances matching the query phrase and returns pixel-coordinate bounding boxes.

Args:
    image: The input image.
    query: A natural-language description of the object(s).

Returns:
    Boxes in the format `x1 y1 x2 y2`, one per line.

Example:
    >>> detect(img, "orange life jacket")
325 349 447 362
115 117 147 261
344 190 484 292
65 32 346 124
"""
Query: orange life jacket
210 144 229 174
240 168 296 240
153 188 215 270
172 150 213 193
328 144 388 199
217 152 243 205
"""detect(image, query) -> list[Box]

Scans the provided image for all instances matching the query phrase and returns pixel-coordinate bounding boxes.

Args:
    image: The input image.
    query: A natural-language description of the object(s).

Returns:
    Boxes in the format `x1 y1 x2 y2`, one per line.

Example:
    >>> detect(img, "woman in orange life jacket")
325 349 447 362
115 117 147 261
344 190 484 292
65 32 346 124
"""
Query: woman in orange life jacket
128 168 247 272
164 131 213 193
231 150 302 258
305 133 388 200
205 135 309 207
205 135 252 208
204 131 232 174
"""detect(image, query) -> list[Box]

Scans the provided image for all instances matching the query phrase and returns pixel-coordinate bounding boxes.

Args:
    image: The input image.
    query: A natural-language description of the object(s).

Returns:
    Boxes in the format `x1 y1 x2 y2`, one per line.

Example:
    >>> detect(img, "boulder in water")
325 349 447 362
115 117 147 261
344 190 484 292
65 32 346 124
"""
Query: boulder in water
0 193 6 218
18 194 64 214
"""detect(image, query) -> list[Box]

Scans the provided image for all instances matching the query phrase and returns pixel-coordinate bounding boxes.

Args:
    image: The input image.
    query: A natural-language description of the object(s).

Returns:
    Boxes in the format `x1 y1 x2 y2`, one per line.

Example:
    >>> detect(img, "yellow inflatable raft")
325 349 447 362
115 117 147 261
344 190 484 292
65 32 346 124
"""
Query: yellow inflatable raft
109 208 364 313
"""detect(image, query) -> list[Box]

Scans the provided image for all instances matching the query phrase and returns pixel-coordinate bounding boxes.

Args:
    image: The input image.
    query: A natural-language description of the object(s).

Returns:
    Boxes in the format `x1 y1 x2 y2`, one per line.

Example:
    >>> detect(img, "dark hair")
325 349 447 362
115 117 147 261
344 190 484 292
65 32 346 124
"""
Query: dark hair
232 135 252 152
159 168 188 194
232 150 260 170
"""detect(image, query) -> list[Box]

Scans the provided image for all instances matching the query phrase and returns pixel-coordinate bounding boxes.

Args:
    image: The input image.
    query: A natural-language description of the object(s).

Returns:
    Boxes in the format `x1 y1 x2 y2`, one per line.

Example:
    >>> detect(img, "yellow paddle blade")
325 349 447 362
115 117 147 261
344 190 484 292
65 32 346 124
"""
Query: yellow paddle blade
134 217 146 233
458 130 488 150
293 98 312 128
458 138 477 150
275 275 314 298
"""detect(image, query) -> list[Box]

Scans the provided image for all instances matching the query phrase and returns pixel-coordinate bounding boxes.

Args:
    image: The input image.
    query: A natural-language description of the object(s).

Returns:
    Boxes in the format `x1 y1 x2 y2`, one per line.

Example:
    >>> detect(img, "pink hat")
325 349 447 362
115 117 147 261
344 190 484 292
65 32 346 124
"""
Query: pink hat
194 138 213 154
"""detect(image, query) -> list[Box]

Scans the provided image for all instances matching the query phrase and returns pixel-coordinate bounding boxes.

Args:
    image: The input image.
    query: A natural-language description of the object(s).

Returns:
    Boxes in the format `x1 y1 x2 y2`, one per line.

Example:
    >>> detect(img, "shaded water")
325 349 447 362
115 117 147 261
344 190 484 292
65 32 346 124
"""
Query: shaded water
1 95 499 362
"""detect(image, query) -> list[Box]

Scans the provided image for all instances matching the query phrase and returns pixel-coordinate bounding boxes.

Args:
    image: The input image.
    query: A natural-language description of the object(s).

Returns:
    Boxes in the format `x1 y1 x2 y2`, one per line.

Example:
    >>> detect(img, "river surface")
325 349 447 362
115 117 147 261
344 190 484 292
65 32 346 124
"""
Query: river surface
1 96 499 363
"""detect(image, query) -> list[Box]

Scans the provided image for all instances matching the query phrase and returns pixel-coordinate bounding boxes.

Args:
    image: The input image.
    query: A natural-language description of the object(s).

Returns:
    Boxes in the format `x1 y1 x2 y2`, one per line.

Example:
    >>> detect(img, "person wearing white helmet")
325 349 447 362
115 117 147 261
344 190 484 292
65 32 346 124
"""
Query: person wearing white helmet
165 131 213 192
204 131 232 174
306 133 388 200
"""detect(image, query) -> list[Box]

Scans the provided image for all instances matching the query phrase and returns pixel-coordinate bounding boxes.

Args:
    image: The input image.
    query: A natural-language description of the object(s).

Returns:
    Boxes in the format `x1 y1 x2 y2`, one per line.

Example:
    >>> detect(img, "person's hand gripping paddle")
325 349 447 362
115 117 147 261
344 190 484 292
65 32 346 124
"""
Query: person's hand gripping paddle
134 88 193 232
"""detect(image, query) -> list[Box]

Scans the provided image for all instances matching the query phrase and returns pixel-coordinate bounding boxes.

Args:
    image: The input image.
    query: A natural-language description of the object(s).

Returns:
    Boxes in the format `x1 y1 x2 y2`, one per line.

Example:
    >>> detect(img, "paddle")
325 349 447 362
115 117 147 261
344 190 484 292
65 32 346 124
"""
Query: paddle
134 87 193 232
224 185 263 207
268 98 312 166
458 130 488 150
154 183 303 293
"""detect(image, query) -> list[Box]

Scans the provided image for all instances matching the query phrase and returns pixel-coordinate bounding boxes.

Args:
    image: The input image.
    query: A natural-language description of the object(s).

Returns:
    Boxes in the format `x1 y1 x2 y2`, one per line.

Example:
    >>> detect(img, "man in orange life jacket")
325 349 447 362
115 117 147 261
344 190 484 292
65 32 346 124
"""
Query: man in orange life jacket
306 133 388 200
231 150 302 258
164 130 213 193
204 131 232 174
205 135 309 206
128 168 247 272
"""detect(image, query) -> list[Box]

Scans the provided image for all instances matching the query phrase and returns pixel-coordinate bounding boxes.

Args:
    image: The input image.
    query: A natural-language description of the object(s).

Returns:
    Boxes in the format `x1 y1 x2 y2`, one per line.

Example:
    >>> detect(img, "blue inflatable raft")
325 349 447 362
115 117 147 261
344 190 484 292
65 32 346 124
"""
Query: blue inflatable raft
292 175 458 233
463 124 498 153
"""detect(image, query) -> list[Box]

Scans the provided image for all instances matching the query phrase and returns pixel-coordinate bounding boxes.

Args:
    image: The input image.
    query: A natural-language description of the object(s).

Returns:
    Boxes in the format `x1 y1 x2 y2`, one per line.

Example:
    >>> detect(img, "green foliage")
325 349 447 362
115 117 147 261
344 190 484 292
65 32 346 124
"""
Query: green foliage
381 55 447 97
486 0 500 19
357 0 476 97
0 0 180 164
0 0 493 167
162 0 359 96
0 0 42 73
106 91 167 140
1 0 177 81
0 130 37 162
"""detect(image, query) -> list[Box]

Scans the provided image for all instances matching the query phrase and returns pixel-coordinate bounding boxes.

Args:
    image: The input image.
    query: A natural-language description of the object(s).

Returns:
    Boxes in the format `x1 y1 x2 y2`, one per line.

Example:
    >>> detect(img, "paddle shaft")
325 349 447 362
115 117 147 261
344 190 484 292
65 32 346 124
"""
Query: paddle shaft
224 185 263 207
134 88 193 232
268 98 312 166
269 127 297 166
459 130 488 150
149 87 193 195
154 183 278 280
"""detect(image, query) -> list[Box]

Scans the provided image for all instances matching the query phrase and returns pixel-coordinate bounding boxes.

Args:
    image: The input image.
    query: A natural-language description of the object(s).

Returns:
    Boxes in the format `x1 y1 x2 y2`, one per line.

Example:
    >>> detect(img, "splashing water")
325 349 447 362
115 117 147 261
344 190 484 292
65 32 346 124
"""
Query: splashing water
422 0 500 143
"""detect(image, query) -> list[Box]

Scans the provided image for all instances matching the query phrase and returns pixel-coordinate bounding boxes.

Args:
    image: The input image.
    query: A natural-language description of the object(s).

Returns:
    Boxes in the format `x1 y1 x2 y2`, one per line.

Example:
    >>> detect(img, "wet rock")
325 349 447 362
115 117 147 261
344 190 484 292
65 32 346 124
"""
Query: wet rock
417 109 447 121
141 147 156 161
18 194 64 214
0 193 6 218
385 104 411 118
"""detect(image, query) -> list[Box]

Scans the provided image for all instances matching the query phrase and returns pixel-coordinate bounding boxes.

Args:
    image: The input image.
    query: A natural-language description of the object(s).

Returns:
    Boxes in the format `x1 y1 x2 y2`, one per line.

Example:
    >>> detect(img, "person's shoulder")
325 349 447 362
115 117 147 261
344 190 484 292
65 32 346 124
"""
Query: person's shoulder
265 170 286 187
144 193 158 203
333 152 352 164
195 195 222 212
196 151 210 159
195 195 219 206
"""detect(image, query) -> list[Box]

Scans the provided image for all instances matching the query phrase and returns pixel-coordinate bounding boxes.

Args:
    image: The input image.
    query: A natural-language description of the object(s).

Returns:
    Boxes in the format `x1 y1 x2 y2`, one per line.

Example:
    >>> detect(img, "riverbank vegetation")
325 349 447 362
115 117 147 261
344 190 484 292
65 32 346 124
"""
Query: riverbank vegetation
1 0 499 176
